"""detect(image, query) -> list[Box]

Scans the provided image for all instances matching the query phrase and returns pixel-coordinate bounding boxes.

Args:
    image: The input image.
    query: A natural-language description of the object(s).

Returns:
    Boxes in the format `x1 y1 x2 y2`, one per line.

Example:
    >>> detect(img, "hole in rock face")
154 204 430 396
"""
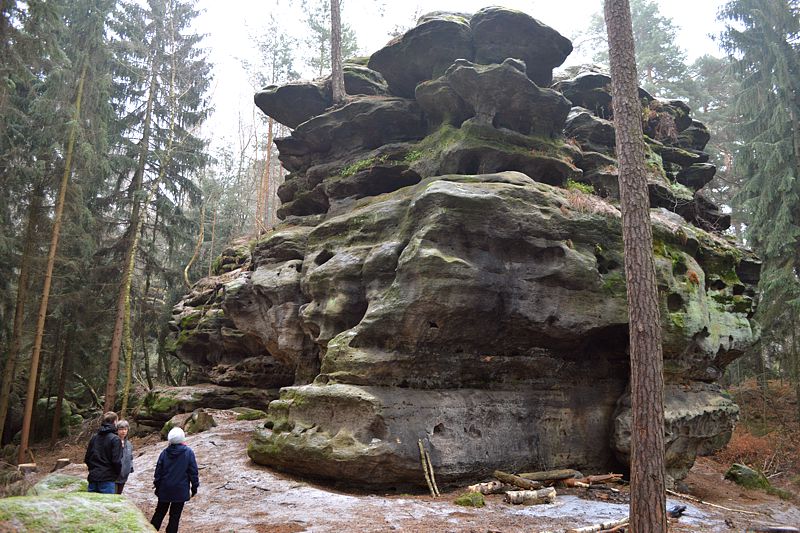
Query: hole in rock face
733 284 745 295
667 293 684 312
314 249 334 266
708 278 726 291
429 321 439 329
673 261 688 276
433 423 445 434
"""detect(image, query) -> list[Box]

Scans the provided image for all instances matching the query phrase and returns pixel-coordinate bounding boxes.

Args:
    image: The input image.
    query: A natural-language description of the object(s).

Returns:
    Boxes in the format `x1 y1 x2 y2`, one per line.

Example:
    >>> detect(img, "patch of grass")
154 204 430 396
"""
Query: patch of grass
565 179 594 195
339 154 389 177
454 491 485 507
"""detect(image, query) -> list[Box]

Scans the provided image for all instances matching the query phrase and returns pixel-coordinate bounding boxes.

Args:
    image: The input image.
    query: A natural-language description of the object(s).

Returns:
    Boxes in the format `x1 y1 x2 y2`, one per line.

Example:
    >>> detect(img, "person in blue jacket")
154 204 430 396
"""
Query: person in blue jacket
150 427 199 533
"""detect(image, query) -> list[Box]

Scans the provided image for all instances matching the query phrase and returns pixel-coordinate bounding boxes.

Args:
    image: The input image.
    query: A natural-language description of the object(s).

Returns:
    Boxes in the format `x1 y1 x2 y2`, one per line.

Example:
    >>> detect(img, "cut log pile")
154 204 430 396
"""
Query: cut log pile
464 468 625 508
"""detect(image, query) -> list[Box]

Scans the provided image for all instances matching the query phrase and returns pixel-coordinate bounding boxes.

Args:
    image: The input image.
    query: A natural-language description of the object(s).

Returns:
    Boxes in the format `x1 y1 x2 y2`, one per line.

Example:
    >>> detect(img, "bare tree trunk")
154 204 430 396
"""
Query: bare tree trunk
18 63 88 464
263 117 274 228
184 200 206 288
142 329 153 390
604 1 666 532
0 187 42 444
50 330 71 447
106 55 158 412
330 0 345 105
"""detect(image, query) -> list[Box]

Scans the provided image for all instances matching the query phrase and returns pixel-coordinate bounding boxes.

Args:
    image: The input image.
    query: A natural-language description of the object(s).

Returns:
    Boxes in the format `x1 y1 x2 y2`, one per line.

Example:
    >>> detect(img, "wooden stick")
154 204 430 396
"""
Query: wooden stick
494 470 543 490
518 468 582 482
666 489 763 516
418 439 435 498
567 517 629 533
585 473 624 484
424 448 440 497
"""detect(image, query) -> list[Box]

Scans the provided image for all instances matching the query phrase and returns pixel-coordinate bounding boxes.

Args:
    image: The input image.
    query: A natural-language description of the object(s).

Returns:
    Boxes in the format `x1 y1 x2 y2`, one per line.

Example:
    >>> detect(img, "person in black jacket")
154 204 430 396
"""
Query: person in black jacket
151 427 199 533
84 411 123 494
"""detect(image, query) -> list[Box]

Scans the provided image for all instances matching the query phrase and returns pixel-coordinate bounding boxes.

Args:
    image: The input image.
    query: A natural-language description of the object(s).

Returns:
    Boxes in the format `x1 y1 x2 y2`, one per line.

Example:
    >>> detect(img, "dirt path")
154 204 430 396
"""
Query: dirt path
49 410 799 532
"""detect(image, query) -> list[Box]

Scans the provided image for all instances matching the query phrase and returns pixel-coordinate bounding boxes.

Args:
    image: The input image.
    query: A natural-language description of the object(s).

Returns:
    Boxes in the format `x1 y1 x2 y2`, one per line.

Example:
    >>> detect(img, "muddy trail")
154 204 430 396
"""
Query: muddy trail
46 410 799 532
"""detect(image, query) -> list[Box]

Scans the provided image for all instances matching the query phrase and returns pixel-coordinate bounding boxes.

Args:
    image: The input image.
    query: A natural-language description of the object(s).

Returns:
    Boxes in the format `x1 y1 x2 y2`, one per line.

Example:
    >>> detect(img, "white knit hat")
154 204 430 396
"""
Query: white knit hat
167 427 186 445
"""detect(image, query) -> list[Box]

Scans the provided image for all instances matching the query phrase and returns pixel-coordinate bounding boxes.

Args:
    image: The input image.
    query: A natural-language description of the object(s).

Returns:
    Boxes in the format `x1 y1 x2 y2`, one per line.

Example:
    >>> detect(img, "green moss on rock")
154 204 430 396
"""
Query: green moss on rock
0 493 153 532
725 463 770 490
28 474 87 495
234 407 268 421
454 491 485 507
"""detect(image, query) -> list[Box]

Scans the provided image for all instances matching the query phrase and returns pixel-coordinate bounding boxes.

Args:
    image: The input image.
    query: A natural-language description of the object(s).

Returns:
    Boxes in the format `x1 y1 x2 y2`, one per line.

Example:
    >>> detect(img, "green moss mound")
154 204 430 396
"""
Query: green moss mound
454 491 485 507
0 493 153 532
28 474 87 495
725 463 770 490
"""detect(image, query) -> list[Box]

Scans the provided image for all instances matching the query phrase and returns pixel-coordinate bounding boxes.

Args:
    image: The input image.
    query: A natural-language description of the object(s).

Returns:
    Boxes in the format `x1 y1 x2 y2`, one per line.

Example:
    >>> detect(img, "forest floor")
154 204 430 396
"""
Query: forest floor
26 401 800 533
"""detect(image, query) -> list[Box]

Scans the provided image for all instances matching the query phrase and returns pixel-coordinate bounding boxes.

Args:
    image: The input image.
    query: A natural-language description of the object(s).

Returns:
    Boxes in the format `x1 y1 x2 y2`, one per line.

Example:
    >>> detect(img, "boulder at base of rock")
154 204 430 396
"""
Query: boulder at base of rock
0 493 153 532
724 463 770 490
161 408 217 439
136 384 276 430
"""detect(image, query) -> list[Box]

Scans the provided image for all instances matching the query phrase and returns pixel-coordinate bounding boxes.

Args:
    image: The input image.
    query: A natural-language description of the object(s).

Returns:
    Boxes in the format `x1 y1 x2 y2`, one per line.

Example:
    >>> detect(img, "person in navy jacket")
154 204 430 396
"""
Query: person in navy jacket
150 427 199 533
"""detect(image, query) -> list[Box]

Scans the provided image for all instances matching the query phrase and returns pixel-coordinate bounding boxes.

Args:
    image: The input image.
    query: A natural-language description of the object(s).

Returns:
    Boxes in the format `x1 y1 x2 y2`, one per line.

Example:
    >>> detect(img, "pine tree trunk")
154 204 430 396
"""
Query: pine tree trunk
604 1 666 532
0 187 42 444
330 0 345 105
105 55 158 412
18 63 88 464
184 201 206 288
50 330 71 448
142 329 153 390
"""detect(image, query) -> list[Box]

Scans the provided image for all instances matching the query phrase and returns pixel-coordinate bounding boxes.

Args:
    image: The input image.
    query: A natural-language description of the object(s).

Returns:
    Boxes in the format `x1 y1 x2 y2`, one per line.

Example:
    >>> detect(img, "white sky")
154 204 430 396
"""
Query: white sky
195 0 727 148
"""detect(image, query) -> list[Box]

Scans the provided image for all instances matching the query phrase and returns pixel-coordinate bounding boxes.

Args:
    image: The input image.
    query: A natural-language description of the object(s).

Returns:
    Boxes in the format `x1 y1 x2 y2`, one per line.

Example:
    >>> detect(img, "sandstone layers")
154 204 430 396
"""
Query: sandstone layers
166 8 759 487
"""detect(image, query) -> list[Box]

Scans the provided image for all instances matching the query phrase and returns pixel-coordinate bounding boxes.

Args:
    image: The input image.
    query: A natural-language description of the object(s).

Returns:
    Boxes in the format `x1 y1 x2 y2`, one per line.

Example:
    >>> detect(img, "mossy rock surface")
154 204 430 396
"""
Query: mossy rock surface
28 474 87 495
0 493 153 532
725 463 770 490
233 407 268 421
454 491 485 507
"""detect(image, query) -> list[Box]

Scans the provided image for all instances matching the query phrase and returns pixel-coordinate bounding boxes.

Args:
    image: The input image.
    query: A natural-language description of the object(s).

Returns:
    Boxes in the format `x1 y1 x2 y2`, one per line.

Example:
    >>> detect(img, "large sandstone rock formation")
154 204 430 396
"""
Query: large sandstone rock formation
167 8 759 488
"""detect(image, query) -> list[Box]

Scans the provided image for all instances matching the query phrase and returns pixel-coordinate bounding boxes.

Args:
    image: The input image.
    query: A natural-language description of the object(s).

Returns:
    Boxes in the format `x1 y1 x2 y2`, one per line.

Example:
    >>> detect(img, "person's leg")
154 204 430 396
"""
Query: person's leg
151 501 170 531
115 482 125 494
87 481 98 493
97 481 116 494
165 501 184 533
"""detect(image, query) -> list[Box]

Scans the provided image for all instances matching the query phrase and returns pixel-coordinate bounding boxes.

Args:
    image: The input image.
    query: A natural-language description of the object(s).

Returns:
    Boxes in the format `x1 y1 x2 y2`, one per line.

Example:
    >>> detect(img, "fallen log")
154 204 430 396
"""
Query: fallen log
51 458 70 472
567 516 629 533
494 470 543 490
562 477 591 488
467 480 510 495
518 468 582 482
504 487 557 505
584 473 624 485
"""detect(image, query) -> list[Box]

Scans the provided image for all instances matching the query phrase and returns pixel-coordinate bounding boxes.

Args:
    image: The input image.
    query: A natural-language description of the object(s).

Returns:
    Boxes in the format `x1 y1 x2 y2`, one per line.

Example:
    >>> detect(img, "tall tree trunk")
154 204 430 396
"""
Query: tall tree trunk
263 117 274 228
105 54 159 412
50 329 71 448
0 187 42 444
208 204 217 276
184 201 206 288
118 47 178 415
330 0 345 105
18 63 88 464
142 329 153 390
604 1 666 532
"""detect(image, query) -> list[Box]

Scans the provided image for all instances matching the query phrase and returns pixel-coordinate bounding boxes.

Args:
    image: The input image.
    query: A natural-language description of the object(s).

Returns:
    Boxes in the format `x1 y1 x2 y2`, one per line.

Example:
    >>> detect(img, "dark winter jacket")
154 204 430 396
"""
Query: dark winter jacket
117 439 134 484
84 423 122 482
153 443 199 503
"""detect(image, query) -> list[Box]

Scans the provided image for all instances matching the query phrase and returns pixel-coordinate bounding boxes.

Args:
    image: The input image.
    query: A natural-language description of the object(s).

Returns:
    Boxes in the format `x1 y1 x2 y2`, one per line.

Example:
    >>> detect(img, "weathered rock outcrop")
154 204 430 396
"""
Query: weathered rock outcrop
168 8 760 488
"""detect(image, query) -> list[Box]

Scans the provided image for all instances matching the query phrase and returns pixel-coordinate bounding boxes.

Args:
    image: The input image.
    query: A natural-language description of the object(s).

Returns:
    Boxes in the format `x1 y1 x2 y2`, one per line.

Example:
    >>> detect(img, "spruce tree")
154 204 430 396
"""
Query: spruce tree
720 0 800 419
